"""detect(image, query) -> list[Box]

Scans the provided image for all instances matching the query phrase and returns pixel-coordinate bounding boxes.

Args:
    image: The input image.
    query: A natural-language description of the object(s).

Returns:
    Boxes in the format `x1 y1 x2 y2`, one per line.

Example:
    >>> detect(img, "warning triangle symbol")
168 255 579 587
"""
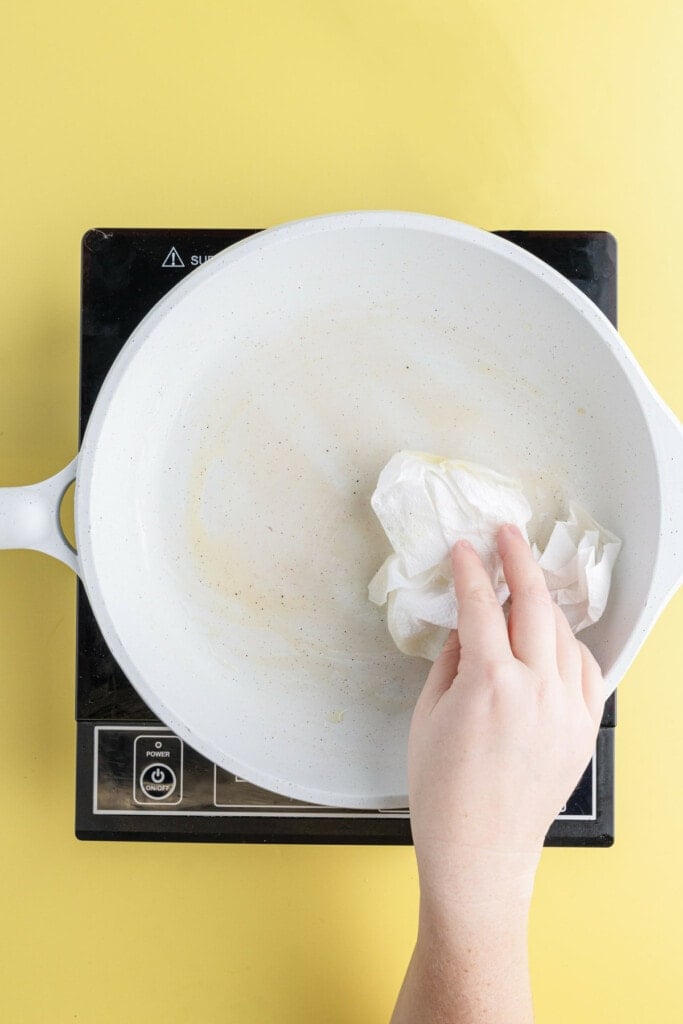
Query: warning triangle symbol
161 246 185 268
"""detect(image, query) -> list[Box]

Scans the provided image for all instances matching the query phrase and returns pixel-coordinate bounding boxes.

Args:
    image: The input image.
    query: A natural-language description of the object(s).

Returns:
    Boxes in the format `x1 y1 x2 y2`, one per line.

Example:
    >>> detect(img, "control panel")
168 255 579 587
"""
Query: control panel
91 725 596 819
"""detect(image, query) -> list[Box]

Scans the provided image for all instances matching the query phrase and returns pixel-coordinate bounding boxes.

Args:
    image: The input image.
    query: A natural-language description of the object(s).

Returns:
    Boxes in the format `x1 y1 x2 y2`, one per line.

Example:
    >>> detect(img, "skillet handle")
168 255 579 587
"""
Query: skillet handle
648 398 683 608
0 457 80 575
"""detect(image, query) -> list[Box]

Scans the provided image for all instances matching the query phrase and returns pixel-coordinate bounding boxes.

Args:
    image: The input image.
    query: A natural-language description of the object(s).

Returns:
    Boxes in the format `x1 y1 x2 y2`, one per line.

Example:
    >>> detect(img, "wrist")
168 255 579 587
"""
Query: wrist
418 883 532 944
415 841 540 932
416 884 532 981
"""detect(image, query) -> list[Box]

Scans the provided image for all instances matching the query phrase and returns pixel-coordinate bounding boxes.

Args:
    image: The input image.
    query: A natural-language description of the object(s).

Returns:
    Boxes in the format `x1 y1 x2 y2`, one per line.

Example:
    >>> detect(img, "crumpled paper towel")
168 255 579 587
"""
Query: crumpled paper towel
368 451 622 660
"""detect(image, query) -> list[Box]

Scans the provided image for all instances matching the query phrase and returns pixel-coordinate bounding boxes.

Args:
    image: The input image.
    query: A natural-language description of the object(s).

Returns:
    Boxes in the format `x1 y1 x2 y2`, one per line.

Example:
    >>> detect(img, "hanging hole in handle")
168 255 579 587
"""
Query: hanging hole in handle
59 479 76 550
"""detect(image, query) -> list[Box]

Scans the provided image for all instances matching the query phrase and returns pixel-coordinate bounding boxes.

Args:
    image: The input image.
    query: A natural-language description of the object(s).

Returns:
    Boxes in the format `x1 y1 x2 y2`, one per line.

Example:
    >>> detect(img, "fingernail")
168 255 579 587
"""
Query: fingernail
455 539 473 552
500 523 522 540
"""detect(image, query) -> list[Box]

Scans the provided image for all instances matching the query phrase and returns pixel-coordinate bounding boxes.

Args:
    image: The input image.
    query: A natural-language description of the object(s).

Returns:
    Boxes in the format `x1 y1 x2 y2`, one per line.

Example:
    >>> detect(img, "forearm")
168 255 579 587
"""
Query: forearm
390 893 534 1024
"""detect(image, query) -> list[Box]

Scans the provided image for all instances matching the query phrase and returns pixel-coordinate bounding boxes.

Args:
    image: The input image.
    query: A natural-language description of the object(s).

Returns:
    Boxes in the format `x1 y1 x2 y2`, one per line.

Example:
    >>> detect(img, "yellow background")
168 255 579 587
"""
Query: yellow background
1 2 681 1021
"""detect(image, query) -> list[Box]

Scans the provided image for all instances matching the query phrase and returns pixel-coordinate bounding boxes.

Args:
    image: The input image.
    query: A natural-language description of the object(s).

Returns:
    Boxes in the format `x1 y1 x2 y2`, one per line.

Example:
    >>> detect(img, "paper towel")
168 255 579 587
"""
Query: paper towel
368 451 622 661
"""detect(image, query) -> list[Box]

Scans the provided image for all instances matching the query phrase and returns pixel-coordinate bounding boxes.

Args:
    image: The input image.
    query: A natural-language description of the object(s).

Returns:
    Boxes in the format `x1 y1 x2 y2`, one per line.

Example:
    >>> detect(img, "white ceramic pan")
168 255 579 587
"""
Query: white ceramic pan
1 212 682 808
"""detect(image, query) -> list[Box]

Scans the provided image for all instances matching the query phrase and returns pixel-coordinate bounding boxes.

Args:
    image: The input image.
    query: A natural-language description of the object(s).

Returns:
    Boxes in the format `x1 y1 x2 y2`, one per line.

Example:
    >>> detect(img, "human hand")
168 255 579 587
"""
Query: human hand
407 523 605 916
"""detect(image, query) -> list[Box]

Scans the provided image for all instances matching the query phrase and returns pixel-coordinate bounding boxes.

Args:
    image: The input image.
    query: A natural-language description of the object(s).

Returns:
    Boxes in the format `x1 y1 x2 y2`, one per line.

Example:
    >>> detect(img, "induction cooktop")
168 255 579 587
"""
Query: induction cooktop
75 226 616 845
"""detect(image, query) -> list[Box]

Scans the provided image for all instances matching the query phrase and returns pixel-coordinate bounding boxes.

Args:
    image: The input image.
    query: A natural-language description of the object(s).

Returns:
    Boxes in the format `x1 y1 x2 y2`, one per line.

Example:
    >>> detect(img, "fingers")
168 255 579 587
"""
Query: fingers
578 641 606 727
553 602 581 683
451 540 511 663
553 600 604 727
418 629 461 712
497 524 558 678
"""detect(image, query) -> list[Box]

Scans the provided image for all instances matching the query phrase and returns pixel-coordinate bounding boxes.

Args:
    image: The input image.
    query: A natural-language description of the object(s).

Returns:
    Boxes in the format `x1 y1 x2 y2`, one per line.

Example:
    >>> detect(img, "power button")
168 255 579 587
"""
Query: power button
133 734 183 806
139 763 177 800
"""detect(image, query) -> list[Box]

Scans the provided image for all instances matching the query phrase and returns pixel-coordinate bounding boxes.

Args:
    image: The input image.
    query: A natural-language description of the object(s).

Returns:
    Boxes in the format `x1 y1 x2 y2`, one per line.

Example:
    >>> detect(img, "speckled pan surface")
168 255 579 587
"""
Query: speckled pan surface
71 211 682 808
